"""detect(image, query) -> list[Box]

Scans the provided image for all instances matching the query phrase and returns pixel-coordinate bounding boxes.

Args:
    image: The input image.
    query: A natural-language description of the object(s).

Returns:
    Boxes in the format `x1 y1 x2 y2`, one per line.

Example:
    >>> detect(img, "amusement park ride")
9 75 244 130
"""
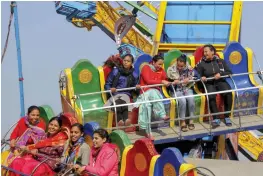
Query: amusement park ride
2 1 263 176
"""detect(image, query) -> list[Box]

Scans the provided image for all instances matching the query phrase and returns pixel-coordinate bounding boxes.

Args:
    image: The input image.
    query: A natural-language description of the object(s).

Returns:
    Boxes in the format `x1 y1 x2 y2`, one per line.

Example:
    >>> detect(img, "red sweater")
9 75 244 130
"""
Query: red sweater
140 64 167 92
10 117 46 145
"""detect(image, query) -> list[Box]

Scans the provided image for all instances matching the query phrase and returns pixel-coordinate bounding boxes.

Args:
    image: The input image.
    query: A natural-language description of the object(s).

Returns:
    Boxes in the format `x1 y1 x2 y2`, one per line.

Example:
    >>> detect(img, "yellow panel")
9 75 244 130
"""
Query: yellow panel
120 145 133 176
189 56 205 122
162 86 176 128
149 155 160 176
64 68 83 123
179 163 198 176
238 131 263 159
97 66 107 103
107 111 114 133
245 47 263 115
229 2 243 42
158 43 225 53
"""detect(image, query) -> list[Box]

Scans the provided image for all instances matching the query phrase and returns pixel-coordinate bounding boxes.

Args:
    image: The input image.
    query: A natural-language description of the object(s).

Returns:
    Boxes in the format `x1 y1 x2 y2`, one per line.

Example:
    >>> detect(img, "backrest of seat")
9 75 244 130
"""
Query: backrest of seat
164 49 192 72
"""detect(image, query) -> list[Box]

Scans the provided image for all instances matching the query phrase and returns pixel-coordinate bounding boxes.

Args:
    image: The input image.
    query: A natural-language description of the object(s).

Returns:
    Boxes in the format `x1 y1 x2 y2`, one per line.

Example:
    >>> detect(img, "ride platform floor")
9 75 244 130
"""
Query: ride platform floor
127 115 263 144
185 158 263 176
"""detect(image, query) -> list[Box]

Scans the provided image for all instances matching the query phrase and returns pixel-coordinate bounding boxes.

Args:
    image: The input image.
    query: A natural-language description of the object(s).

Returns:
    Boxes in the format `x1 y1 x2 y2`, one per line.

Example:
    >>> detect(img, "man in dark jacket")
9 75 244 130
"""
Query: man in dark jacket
195 44 233 128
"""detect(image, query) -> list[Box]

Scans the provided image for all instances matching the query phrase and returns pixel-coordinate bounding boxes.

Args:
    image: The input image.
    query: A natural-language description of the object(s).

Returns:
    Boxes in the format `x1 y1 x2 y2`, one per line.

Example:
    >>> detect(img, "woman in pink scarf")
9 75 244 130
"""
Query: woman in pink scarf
8 116 68 176
74 128 119 176
5 106 46 167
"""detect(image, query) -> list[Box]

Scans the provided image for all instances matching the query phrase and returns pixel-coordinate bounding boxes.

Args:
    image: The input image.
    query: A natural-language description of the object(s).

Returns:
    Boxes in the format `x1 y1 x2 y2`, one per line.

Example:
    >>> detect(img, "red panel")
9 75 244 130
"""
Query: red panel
61 113 78 130
125 138 158 176
193 46 204 64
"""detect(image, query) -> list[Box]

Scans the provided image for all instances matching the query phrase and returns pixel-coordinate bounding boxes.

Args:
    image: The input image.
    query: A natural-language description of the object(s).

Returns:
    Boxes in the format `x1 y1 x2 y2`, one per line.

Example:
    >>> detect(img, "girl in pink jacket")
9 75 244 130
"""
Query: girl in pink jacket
74 128 119 176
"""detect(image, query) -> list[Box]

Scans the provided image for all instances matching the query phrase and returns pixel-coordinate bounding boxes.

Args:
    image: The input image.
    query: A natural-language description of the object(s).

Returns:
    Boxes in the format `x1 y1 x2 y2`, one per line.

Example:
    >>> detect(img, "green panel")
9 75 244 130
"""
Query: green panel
164 49 191 71
164 49 201 123
71 59 108 128
110 130 131 154
109 130 131 172
39 105 55 125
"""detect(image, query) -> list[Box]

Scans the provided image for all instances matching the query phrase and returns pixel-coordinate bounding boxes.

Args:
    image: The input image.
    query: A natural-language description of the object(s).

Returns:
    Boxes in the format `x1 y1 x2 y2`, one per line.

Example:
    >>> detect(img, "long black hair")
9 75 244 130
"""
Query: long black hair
27 105 40 114
177 54 187 64
204 44 216 54
71 123 84 133
49 116 63 128
93 128 110 143
152 54 164 62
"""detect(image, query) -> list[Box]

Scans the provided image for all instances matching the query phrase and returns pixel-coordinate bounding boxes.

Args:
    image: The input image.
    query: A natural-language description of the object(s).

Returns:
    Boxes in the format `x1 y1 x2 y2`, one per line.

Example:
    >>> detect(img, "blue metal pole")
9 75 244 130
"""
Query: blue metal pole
11 1 25 117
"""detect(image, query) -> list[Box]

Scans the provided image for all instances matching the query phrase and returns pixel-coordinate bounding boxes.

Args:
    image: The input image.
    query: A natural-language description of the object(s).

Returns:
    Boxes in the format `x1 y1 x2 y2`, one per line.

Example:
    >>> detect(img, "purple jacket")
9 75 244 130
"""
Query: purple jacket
105 67 139 97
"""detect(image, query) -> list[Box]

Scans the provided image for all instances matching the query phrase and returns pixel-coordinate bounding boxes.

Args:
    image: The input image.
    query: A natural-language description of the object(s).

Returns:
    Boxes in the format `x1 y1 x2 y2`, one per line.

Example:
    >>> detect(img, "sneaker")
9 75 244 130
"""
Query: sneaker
212 119 221 128
224 117 232 126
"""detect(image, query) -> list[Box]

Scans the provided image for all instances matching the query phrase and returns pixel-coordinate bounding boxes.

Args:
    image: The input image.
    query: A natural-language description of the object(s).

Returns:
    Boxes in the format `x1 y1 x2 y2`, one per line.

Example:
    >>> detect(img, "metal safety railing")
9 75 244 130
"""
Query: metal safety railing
72 71 263 137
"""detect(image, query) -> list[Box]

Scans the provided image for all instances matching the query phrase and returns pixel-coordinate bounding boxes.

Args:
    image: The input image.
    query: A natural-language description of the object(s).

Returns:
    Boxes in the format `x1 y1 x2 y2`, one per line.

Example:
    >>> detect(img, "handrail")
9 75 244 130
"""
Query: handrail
76 72 259 97
171 82 181 138
81 86 263 112
229 75 242 127
1 165 30 176
200 78 212 135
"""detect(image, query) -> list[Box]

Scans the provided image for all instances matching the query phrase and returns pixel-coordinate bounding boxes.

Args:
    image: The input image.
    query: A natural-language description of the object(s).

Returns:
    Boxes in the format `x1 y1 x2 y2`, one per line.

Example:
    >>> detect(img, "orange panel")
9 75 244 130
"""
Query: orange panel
124 138 158 176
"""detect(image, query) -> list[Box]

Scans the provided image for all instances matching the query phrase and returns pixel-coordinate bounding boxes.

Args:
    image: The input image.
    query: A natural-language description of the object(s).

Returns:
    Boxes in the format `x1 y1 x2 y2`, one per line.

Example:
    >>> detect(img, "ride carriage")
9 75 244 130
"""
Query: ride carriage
2 42 263 176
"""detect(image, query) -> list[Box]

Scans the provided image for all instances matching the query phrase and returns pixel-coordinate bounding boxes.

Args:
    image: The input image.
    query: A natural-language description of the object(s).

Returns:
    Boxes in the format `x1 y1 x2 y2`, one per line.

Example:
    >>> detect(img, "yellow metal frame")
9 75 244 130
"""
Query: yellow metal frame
93 2 153 54
229 2 243 42
97 66 114 133
143 1 159 15
154 1 243 53
246 47 263 115
151 1 167 56
64 68 83 124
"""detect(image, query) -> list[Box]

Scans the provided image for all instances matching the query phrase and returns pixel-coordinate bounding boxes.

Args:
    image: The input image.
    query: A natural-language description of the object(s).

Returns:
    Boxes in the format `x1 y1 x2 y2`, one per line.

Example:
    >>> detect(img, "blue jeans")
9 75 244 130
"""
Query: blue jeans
172 89 195 121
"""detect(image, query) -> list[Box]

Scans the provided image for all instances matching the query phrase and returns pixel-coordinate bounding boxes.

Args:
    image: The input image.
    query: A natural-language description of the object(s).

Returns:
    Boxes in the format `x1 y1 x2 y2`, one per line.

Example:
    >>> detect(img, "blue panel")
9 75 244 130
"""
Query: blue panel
117 44 144 61
166 6 188 21
154 148 185 176
165 1 233 44
223 42 259 116
55 1 96 20
133 54 152 76
167 1 234 6
83 122 100 137
164 24 229 44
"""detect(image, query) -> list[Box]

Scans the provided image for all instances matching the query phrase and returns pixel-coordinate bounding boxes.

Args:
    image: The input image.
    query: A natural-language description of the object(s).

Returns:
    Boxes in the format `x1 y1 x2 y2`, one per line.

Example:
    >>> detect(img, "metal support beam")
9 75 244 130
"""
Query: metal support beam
11 1 25 117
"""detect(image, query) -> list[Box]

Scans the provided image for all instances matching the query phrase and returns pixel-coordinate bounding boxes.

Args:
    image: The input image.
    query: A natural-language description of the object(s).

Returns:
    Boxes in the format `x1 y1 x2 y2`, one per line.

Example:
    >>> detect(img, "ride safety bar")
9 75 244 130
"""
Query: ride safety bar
76 71 261 97
80 85 263 112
